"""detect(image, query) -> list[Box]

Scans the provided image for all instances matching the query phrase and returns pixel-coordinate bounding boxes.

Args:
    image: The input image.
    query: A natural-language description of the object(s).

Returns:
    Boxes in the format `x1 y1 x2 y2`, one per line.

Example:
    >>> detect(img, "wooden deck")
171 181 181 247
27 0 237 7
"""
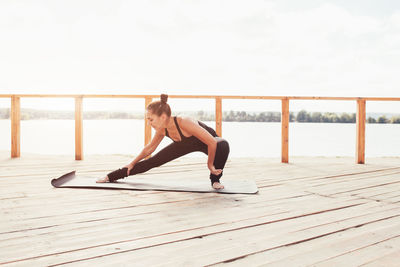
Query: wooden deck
1 153 400 266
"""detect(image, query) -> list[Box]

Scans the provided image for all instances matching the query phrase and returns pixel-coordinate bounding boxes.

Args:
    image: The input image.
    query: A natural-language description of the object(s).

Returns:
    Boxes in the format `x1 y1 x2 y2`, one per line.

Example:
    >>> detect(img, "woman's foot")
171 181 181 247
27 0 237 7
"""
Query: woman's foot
212 182 224 190
96 176 109 183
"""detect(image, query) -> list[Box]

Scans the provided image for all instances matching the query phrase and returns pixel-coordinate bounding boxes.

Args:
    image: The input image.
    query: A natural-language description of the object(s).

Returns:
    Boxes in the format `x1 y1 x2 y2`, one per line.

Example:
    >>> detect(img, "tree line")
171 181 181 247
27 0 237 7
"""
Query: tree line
0 108 143 120
0 108 399 124
197 110 400 124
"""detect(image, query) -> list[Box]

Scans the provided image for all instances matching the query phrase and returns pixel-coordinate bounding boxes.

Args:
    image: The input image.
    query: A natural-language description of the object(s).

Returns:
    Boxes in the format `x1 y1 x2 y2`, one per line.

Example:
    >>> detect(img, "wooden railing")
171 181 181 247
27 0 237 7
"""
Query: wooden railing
1 94 399 163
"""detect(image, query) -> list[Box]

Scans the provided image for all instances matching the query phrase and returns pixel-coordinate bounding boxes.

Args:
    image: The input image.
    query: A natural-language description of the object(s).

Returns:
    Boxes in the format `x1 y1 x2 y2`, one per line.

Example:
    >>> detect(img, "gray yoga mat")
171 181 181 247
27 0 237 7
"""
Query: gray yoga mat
51 171 258 194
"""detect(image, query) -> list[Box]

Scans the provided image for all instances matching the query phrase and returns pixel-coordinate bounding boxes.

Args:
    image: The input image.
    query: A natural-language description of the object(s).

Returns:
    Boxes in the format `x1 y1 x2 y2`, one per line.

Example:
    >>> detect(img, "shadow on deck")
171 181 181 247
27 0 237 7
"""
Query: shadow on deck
1 154 400 266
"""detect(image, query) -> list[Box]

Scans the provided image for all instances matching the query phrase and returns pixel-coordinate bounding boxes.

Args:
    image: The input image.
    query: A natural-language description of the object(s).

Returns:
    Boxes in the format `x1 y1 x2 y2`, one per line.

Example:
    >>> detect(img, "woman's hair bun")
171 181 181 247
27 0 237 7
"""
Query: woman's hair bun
160 94 168 104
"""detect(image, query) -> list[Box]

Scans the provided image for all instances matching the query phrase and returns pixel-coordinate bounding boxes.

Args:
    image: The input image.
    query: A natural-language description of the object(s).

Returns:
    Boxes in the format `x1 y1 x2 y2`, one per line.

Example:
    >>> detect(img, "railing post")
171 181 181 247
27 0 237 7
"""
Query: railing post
356 99 366 164
144 97 152 146
11 95 21 158
281 98 289 163
75 97 83 160
215 97 222 137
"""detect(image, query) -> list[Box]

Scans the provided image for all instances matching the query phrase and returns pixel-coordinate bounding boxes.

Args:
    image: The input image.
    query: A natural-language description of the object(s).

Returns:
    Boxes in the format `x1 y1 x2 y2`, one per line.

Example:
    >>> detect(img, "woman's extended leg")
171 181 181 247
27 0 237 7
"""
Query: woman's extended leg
209 138 230 186
106 142 197 182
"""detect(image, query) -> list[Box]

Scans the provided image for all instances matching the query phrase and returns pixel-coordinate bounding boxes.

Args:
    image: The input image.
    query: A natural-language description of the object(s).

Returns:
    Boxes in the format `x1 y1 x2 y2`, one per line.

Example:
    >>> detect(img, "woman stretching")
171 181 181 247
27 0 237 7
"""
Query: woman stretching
97 94 230 190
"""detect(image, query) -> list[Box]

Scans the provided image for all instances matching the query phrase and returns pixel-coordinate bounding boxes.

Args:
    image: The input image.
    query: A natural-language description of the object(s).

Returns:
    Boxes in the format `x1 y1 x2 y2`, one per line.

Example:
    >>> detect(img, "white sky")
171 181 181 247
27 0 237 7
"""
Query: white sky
0 0 399 113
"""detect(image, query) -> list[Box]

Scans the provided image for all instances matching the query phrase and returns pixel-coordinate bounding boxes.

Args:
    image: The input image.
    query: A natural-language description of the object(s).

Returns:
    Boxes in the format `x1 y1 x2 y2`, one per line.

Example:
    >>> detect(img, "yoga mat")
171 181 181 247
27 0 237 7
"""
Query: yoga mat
51 171 258 194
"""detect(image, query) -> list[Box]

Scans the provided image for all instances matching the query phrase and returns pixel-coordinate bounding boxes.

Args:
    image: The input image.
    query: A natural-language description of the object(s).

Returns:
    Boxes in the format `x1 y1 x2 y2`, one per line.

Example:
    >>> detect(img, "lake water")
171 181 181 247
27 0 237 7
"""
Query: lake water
0 119 399 158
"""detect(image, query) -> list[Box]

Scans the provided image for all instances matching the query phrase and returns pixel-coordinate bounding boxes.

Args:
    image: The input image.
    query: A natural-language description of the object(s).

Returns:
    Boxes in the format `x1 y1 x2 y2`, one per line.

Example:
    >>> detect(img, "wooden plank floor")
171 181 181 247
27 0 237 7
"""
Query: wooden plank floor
1 153 400 266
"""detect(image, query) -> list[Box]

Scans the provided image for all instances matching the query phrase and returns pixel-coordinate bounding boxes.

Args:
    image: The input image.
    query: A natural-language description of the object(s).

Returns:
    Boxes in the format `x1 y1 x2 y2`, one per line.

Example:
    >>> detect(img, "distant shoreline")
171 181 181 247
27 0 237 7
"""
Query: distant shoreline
0 108 399 124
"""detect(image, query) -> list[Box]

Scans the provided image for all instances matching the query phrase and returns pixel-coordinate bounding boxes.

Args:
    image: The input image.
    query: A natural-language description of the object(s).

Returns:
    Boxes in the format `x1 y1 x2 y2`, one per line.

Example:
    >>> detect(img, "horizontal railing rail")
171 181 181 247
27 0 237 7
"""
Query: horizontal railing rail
1 94 399 163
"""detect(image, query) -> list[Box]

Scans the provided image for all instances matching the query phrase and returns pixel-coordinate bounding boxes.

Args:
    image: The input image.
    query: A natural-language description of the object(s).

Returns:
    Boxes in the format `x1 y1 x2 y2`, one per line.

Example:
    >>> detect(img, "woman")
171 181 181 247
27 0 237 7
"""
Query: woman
97 94 230 189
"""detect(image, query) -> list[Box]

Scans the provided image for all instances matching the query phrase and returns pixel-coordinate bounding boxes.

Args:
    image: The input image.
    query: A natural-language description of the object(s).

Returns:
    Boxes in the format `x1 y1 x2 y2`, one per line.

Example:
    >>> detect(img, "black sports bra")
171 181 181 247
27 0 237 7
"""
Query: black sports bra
165 116 217 143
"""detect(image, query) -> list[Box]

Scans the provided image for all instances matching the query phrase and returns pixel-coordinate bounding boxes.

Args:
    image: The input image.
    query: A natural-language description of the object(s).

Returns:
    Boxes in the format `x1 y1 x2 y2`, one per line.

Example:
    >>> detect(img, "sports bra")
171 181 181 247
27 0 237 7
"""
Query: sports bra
165 116 217 143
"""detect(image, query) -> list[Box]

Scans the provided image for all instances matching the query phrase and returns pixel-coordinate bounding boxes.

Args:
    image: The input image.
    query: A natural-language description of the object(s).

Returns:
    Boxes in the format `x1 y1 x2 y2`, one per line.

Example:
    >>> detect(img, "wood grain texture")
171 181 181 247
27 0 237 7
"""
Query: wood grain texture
1 155 399 266
75 97 83 160
281 99 289 163
11 96 20 158
356 99 366 164
144 97 152 146
215 97 222 137
1 94 400 101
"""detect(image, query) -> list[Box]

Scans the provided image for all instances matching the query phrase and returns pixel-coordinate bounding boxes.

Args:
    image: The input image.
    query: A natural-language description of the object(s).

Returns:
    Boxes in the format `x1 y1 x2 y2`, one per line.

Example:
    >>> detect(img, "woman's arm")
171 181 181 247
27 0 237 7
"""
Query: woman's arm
123 131 164 176
130 131 164 165
179 117 220 174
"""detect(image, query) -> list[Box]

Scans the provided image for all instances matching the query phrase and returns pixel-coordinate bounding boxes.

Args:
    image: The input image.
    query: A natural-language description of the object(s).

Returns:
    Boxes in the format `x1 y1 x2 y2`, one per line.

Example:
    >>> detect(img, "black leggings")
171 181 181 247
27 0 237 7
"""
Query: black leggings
107 137 230 185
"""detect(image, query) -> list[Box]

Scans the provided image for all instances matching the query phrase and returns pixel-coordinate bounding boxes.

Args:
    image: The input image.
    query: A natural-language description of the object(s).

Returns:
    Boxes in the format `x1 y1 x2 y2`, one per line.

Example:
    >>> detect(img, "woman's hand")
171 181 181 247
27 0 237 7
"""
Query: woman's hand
123 162 135 176
209 165 222 176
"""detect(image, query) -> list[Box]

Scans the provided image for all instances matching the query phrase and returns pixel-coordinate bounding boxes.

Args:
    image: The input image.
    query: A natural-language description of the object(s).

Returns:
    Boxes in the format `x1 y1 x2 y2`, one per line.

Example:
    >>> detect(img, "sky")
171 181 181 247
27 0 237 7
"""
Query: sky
0 0 399 113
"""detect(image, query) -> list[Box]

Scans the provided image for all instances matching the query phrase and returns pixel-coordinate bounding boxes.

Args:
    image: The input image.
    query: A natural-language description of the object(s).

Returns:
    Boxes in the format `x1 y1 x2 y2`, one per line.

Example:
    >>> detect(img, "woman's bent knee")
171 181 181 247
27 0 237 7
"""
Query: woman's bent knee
217 138 230 153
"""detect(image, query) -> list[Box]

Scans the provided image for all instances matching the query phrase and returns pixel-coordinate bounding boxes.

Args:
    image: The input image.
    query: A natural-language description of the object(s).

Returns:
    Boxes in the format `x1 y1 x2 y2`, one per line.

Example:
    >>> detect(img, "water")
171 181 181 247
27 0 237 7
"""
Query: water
0 119 399 157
